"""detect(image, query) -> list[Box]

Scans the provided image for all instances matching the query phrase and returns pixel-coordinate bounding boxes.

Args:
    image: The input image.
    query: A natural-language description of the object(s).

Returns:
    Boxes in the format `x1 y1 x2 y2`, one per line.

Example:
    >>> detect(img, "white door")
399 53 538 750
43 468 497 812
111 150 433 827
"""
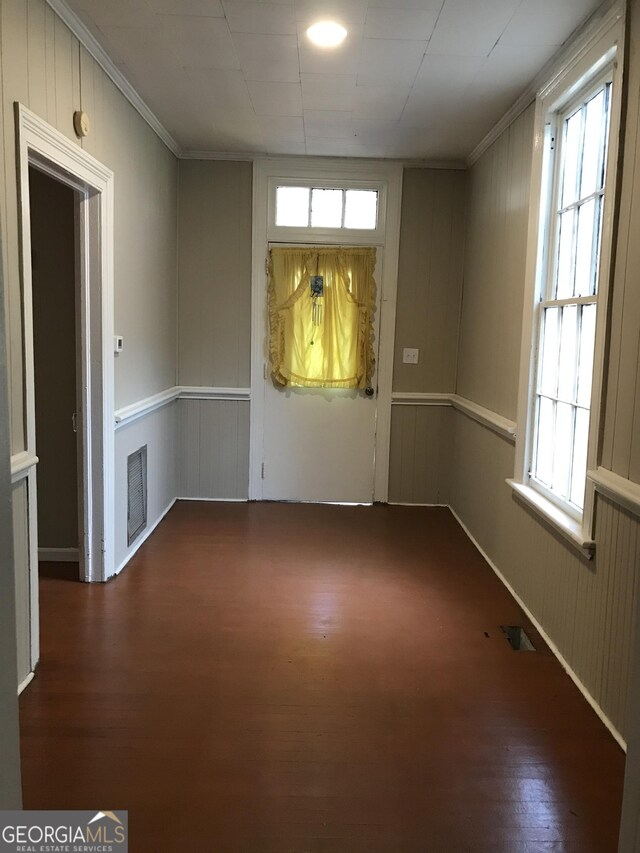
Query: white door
261 248 383 503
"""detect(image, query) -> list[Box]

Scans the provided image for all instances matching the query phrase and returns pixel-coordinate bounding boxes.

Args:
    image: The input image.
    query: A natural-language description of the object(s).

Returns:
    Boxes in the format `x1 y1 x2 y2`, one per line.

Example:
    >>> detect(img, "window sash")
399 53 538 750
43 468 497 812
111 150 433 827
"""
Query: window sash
528 74 612 518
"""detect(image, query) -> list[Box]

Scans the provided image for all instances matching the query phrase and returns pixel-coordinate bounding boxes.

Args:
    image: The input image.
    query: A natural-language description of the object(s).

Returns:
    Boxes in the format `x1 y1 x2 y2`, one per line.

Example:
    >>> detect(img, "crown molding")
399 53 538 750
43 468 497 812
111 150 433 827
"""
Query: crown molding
467 0 624 167
46 0 181 157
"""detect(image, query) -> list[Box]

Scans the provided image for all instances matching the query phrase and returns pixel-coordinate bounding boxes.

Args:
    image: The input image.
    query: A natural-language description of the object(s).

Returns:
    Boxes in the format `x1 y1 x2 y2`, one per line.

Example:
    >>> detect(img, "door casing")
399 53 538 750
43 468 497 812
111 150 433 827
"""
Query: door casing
250 158 403 502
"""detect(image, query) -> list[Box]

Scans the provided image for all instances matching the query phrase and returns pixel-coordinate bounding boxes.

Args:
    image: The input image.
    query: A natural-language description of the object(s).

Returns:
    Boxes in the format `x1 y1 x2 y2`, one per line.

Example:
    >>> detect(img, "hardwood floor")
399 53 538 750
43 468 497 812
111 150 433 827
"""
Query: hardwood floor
20 502 624 852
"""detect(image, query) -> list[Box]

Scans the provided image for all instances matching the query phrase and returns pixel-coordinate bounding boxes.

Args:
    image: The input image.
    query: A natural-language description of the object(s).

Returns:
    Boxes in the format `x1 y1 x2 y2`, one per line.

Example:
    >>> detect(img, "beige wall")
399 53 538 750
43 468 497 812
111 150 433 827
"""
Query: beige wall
388 167 466 504
456 105 534 421
393 168 466 394
30 168 78 550
388 405 452 505
450 20 640 745
178 160 252 388
1 0 178 442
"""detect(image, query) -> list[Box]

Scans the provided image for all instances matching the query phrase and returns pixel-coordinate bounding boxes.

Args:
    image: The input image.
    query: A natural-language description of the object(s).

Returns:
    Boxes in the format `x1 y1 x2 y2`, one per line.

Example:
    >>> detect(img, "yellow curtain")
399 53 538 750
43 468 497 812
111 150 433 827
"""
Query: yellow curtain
268 246 376 389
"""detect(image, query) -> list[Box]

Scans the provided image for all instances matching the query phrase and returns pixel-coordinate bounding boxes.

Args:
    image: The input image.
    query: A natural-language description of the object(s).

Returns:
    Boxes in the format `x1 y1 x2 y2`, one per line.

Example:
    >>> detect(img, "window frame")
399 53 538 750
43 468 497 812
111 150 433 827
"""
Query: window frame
267 175 388 244
510 4 625 554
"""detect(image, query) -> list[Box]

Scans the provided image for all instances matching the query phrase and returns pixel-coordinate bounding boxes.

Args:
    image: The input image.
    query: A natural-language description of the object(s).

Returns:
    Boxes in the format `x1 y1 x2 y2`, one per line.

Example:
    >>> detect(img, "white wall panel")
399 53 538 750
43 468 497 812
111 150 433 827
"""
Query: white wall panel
114 402 178 571
177 399 249 500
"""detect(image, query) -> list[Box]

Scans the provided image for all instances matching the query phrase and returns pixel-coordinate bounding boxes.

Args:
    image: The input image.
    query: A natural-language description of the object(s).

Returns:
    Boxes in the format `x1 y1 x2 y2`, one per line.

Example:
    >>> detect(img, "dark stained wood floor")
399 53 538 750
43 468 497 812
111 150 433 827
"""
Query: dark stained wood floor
20 502 624 852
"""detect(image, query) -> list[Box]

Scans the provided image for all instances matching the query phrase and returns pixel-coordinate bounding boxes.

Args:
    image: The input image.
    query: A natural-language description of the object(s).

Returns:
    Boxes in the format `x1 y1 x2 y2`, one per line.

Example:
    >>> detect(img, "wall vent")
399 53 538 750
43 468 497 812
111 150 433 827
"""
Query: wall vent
127 445 147 546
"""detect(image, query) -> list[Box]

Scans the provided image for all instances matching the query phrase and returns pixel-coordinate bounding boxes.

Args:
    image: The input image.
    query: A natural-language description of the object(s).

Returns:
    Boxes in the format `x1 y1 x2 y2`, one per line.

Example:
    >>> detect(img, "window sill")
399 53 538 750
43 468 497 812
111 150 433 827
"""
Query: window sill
506 479 595 558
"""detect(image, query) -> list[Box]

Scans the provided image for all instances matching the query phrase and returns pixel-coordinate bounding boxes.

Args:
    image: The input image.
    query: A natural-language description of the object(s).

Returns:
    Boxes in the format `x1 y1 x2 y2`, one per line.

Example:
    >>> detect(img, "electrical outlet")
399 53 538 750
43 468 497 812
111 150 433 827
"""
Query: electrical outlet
403 347 419 364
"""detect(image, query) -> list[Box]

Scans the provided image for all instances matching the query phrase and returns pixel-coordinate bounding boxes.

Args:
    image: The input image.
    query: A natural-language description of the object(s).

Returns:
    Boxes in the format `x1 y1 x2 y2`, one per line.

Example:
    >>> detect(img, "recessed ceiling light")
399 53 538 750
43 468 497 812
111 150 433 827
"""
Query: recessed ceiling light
306 21 348 48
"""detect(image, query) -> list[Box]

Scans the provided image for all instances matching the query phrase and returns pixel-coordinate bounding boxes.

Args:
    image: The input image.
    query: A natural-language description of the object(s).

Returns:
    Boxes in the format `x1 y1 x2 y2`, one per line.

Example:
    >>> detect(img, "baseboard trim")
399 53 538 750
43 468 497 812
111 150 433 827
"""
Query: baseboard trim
175 496 248 502
38 547 79 562
387 502 448 507
18 671 34 695
114 497 177 577
448 504 626 752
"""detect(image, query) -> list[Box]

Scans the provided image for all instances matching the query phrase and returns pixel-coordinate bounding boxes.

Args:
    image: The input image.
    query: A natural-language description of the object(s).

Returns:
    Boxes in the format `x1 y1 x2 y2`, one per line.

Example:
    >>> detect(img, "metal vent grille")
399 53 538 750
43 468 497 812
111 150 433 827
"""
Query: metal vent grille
127 445 147 546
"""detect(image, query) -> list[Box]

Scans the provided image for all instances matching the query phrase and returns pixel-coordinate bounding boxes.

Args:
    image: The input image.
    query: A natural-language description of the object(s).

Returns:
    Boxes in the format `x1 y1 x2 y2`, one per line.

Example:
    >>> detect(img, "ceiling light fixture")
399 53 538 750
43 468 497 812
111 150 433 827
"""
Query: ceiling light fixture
306 21 348 48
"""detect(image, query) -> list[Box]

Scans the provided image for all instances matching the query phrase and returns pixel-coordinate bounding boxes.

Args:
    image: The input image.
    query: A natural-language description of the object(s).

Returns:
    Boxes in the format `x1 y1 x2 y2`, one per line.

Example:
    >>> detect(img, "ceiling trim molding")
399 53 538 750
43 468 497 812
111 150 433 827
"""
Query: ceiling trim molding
467 0 625 168
181 149 468 169
45 0 182 157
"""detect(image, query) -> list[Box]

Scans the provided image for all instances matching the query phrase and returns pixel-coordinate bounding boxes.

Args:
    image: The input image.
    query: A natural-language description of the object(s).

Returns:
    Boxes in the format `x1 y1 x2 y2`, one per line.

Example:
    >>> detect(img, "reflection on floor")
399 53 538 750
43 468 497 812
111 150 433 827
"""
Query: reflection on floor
21 502 624 852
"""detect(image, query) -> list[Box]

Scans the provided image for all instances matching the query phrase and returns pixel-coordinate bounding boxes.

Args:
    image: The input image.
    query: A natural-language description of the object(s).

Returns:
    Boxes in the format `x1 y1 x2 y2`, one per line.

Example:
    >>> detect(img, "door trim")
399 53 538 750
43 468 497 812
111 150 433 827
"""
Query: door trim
15 105 115 665
250 158 403 502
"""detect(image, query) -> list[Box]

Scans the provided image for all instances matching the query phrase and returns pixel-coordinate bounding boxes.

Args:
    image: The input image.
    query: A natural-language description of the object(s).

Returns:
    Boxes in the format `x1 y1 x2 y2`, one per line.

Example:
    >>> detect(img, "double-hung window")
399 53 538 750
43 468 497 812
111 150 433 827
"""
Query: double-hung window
511 8 624 552
532 79 611 517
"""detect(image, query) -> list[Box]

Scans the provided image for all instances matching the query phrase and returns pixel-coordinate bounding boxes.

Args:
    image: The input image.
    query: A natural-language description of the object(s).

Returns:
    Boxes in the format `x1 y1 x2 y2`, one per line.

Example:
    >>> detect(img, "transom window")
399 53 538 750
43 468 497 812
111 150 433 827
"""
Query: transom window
275 185 378 230
530 79 612 517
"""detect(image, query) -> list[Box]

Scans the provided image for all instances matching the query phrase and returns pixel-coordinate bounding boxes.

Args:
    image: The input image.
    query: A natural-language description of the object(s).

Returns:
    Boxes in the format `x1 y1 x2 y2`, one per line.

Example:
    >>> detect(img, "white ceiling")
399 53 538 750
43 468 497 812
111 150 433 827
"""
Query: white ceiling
67 0 603 160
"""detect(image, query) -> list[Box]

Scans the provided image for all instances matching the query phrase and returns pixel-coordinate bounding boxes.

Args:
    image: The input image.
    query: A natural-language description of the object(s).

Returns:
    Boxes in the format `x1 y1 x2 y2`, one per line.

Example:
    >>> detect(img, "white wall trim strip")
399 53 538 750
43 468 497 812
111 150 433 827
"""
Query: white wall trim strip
450 395 517 442
114 387 180 429
114 386 251 429
38 548 79 562
10 451 38 484
46 0 181 157
176 497 248 503
448 505 626 752
391 392 452 406
588 467 640 518
179 386 251 401
18 672 35 696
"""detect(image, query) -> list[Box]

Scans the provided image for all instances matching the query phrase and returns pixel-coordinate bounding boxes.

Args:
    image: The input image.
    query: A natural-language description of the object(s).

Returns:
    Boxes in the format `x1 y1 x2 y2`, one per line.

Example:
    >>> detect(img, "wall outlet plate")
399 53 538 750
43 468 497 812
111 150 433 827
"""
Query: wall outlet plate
403 347 419 364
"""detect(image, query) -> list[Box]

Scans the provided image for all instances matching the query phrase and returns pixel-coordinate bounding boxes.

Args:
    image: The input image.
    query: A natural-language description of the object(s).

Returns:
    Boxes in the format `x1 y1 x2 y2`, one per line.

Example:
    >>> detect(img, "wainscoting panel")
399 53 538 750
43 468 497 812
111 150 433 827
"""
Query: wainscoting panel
388 404 453 505
114 401 178 572
178 399 250 500
449 409 639 742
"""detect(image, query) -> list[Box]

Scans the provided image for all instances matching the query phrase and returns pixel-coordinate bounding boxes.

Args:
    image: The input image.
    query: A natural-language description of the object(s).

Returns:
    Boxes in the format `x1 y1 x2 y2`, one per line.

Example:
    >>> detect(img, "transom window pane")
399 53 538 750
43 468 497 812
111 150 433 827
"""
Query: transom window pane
344 190 378 229
276 186 309 227
530 79 611 514
275 186 379 230
311 188 343 227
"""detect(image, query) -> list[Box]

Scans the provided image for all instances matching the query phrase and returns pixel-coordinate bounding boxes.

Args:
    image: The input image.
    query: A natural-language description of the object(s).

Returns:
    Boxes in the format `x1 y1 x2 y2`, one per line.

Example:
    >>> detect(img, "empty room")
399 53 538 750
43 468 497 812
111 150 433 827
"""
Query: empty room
1 0 640 850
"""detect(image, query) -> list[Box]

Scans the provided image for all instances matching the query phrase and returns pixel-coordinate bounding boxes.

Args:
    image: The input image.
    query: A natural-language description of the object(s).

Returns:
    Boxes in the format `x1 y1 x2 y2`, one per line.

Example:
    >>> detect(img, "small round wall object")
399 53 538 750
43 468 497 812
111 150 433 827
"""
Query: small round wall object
73 110 90 138
365 386 374 397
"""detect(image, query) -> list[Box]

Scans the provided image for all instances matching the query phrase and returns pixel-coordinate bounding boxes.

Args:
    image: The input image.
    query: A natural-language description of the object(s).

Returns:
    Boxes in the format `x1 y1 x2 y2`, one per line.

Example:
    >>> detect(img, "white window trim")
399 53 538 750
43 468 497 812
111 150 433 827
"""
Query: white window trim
509 2 625 556
268 177 387 243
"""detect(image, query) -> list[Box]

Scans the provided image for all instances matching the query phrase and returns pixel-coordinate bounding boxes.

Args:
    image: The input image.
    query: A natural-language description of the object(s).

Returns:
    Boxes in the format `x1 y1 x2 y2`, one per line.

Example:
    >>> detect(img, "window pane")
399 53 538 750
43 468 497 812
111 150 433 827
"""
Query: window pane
570 407 589 508
552 401 574 498
276 186 309 226
539 307 560 397
535 396 555 486
558 304 578 402
311 188 343 227
561 109 582 207
577 303 596 407
581 89 606 198
574 198 596 297
555 210 575 298
344 190 378 229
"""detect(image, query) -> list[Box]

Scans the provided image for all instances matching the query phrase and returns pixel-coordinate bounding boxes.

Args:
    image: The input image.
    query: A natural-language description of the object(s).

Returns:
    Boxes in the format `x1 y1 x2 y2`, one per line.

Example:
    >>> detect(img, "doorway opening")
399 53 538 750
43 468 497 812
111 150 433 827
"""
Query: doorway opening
16 104 115 676
29 166 83 583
